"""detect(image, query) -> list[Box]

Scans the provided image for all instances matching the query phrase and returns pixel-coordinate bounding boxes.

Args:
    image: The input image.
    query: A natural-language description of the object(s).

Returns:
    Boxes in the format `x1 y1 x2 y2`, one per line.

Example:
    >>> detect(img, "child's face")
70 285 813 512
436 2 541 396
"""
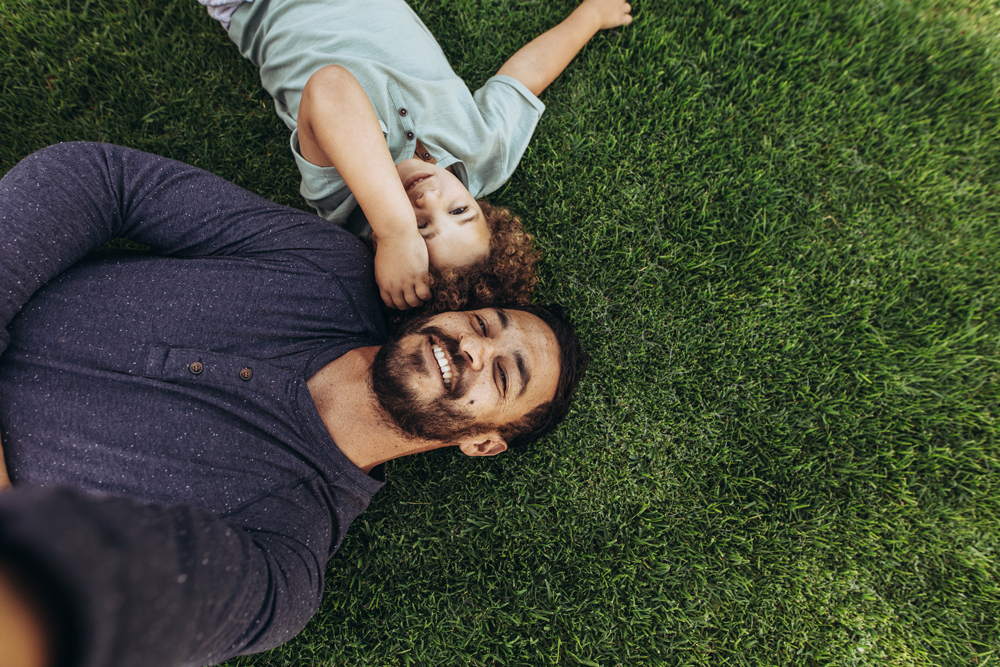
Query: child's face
396 159 490 271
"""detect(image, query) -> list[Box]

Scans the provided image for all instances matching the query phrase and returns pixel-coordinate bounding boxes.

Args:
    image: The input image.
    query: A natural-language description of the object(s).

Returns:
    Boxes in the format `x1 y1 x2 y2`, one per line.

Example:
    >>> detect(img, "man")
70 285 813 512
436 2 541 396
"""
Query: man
0 143 586 667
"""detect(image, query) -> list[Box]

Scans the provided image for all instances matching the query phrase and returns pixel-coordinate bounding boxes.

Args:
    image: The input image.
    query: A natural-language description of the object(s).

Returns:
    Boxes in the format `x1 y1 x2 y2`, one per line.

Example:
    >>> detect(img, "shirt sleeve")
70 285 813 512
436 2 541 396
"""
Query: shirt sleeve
0 142 365 354
469 74 546 197
288 129 356 225
0 485 331 667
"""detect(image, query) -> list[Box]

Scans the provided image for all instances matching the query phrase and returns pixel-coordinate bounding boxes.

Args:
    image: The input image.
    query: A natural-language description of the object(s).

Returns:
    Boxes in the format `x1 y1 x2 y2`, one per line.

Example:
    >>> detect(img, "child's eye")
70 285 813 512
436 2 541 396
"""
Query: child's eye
417 222 428 229
449 207 468 215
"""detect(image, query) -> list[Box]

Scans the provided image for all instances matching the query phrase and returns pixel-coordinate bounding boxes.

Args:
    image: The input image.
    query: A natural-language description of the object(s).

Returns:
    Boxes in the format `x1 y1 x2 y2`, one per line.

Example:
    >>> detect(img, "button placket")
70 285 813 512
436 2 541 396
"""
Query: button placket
385 80 416 157
145 347 293 400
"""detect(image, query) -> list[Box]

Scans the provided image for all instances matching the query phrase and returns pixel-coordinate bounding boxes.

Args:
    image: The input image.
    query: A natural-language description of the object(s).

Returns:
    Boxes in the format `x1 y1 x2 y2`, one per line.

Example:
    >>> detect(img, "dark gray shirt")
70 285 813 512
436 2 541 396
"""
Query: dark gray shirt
0 143 387 666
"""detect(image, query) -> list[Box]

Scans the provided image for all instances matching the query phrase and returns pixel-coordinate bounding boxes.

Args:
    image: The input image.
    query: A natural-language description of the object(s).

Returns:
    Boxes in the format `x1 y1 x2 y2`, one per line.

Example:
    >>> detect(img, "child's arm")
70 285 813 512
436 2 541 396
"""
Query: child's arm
496 0 633 96
298 65 431 310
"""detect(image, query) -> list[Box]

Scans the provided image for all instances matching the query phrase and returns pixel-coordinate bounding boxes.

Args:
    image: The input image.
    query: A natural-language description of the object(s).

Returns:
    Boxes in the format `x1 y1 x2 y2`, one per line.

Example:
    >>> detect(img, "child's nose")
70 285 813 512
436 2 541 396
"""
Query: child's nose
416 189 440 207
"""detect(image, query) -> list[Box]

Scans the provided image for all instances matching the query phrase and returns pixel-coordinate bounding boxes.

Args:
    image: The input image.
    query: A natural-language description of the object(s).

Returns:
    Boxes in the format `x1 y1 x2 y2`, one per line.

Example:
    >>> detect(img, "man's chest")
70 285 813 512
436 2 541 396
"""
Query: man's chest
0 252 378 508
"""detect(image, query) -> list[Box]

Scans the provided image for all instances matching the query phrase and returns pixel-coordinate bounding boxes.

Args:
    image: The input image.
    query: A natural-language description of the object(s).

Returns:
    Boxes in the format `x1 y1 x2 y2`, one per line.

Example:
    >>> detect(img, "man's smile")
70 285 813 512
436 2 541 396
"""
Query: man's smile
430 339 453 390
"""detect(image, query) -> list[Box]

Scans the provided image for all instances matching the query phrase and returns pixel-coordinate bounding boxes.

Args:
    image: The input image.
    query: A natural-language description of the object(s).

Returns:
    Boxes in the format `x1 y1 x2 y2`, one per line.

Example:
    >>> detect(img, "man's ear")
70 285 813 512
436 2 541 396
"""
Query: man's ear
456 432 508 457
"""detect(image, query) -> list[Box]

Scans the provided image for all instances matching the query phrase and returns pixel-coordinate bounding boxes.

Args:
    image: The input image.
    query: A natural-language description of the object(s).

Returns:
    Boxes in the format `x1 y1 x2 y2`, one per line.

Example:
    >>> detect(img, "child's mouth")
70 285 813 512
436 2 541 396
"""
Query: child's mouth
404 174 431 192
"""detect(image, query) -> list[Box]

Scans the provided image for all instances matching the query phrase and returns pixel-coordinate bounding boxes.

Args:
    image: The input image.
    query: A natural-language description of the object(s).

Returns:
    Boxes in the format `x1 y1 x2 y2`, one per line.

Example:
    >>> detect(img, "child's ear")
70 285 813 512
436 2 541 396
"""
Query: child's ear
456 432 508 457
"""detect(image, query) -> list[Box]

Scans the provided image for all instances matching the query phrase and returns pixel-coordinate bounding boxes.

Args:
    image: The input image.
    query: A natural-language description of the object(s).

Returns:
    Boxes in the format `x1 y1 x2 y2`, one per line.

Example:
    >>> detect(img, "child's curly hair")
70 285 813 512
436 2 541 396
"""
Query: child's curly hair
421 201 540 313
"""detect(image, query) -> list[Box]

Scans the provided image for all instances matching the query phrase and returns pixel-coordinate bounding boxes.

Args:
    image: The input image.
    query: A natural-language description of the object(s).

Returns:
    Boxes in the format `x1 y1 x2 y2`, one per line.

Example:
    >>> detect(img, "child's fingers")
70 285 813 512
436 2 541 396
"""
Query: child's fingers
415 278 432 303
382 287 407 310
589 0 632 28
403 283 427 309
614 2 632 26
382 282 428 310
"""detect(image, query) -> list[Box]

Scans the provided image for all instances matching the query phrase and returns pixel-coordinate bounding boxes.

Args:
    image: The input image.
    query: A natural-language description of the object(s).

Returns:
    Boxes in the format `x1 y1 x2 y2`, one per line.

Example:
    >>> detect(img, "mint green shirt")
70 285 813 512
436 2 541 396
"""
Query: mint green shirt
229 0 545 226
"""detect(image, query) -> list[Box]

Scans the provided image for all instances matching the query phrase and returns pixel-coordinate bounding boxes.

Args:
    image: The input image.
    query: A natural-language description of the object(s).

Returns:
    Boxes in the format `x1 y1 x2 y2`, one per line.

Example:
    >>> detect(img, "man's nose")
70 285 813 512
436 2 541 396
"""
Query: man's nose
459 332 496 371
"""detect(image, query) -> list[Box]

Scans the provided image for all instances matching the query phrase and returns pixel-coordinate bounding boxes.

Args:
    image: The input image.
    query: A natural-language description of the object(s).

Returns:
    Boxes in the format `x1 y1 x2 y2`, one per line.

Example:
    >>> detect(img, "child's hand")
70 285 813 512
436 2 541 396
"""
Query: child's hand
580 0 633 30
374 232 432 310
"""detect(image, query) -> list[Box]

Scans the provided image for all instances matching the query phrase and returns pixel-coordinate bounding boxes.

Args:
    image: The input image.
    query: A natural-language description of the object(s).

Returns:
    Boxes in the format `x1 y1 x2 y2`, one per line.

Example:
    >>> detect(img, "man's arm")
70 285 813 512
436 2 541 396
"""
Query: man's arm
0 436 10 491
496 0 633 97
0 486 329 667
0 558 52 667
0 142 356 352
298 65 431 310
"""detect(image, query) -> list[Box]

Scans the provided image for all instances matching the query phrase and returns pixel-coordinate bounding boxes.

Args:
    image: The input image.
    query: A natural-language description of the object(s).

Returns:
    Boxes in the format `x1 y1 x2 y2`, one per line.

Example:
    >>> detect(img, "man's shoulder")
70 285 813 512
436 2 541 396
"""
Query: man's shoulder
258 213 369 274
292 223 384 321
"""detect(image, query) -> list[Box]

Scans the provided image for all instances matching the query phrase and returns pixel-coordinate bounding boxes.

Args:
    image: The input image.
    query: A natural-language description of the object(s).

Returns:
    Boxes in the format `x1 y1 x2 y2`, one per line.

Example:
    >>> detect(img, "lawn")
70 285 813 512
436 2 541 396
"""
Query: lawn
2 0 999 664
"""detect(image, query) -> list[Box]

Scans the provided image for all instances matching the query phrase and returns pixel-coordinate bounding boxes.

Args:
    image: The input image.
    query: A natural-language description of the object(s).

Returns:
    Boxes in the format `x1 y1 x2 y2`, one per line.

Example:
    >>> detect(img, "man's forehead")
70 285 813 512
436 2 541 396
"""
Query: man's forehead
495 308 544 337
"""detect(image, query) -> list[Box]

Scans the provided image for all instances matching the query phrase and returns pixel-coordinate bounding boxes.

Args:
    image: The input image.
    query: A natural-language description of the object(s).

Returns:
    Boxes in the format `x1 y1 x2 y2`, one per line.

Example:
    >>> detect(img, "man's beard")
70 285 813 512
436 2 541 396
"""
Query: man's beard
371 315 484 442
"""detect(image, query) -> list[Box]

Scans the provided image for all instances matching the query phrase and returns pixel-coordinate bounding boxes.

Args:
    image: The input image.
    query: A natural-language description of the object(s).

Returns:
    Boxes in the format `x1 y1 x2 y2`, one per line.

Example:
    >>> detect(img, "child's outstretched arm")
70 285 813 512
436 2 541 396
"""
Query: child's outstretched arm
496 0 633 96
298 65 431 310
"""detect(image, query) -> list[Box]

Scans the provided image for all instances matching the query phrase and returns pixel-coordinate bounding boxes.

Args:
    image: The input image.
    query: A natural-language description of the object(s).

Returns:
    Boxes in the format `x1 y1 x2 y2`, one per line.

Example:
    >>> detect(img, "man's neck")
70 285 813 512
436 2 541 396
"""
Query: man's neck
306 346 446 474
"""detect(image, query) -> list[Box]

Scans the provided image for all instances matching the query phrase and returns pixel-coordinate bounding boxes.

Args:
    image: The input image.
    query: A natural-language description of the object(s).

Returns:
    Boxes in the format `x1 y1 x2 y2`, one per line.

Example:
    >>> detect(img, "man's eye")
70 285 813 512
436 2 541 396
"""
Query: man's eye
475 315 488 335
499 366 508 395
449 206 468 215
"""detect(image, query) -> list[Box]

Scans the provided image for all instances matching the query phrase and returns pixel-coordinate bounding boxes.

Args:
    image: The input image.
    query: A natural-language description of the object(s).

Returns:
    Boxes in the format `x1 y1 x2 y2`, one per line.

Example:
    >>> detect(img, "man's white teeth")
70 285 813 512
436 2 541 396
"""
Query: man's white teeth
432 344 452 388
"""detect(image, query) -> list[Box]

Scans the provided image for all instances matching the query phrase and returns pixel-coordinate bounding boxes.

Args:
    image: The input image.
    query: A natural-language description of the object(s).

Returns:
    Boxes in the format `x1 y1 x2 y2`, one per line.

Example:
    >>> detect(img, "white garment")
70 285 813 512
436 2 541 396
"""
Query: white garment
197 0 247 30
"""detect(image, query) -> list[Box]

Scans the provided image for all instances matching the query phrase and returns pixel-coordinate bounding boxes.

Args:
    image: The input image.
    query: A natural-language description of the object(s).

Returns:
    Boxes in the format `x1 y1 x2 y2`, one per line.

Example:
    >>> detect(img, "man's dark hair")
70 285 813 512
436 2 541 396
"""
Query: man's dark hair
498 303 589 449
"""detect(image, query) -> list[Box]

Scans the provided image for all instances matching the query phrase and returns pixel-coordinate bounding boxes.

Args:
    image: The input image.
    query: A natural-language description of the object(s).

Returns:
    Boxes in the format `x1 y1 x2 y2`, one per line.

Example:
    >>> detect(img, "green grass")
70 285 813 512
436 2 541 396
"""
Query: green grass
3 0 999 664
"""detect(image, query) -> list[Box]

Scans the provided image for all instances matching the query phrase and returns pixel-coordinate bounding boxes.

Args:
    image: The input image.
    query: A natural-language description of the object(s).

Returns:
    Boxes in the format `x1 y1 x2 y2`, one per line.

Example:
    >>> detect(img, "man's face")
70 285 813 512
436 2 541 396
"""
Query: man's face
371 308 560 445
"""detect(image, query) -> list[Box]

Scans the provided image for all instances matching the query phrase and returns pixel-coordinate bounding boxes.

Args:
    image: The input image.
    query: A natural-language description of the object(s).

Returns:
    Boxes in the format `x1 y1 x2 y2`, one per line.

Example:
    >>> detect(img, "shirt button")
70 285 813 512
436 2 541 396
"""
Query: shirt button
189 361 204 375
406 131 414 139
239 367 253 381
399 108 407 116
422 152 431 160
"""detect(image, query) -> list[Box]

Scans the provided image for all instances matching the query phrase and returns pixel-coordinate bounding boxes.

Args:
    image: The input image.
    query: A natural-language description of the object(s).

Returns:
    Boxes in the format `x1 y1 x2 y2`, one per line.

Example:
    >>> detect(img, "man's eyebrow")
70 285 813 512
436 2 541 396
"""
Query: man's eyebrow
515 351 530 398
493 309 529 397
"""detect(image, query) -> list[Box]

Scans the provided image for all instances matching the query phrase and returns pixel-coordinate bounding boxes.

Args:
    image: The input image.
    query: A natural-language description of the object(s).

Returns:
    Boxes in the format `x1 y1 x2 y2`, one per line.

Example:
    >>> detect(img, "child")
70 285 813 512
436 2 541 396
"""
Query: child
200 0 633 310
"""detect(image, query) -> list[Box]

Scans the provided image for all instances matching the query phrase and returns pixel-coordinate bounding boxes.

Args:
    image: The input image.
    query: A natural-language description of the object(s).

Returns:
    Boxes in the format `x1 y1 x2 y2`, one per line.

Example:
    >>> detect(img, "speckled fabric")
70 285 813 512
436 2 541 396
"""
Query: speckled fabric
0 143 387 666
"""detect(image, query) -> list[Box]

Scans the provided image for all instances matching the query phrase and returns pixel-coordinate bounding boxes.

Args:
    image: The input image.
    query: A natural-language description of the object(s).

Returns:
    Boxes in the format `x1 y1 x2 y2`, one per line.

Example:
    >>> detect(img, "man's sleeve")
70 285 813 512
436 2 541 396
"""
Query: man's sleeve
0 142 342 353
0 486 327 667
